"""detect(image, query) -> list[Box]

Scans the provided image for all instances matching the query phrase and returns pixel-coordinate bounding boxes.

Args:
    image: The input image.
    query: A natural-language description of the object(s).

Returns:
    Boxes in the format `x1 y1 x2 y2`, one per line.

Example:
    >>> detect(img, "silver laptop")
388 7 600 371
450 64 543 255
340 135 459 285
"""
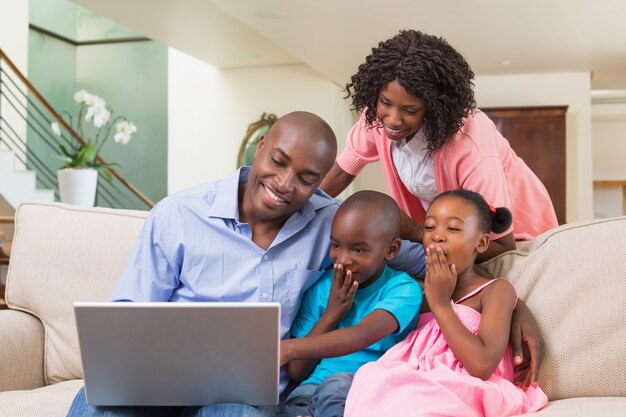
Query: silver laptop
74 301 280 406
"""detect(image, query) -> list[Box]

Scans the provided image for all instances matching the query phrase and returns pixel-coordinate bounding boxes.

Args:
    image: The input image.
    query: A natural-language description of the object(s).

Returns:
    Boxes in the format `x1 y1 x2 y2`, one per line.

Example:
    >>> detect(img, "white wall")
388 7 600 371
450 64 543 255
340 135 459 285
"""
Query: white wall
592 103 626 180
591 102 626 218
0 0 29 212
0 0 28 72
474 72 593 222
167 47 353 194
0 0 29 157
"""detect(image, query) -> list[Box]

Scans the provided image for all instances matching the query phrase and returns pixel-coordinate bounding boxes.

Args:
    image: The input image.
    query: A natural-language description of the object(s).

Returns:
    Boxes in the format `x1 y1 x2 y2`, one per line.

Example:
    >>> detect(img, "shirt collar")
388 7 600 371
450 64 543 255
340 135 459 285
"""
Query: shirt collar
355 265 393 299
395 125 427 152
207 166 337 222
206 167 246 221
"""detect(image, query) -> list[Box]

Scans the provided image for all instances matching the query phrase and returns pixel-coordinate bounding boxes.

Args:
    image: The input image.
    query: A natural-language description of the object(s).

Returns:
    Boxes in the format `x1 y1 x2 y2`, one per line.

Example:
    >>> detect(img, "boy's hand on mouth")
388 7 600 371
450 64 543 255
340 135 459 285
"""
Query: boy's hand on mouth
324 264 359 322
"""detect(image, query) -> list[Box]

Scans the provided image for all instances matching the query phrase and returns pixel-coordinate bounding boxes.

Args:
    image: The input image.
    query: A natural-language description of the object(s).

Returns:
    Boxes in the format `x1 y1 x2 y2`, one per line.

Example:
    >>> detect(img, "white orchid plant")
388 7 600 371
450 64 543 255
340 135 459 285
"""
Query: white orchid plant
51 89 137 181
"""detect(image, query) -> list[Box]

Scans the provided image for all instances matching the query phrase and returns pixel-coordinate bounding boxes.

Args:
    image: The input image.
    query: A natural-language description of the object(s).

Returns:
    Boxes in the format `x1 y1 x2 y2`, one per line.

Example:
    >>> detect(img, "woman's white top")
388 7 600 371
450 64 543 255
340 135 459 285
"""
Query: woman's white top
391 127 438 211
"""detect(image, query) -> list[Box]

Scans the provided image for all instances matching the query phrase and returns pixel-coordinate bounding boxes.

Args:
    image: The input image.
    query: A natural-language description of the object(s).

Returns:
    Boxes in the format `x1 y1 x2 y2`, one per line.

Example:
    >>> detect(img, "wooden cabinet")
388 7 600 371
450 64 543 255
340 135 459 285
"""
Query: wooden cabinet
482 106 568 225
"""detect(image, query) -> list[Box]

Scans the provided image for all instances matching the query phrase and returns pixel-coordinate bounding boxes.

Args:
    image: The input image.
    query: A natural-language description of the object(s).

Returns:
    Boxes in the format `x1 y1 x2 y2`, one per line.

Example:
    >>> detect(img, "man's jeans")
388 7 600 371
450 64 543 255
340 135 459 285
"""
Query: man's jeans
66 387 279 417
279 373 353 417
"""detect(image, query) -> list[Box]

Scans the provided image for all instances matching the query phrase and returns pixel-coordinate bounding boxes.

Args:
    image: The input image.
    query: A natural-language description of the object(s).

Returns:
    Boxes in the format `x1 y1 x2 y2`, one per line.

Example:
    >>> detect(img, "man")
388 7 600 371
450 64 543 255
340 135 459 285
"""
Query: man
66 111 425 417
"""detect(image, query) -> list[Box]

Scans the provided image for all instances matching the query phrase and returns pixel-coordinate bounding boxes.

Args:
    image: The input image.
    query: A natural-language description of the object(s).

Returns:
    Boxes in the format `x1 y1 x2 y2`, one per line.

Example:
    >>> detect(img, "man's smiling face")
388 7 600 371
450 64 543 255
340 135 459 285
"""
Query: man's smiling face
242 114 336 226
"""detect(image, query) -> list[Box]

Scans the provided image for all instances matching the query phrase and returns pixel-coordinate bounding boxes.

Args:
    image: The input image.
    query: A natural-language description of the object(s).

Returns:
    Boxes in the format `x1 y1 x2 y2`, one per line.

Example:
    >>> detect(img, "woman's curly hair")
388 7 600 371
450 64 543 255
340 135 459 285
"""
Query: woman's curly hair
346 30 477 153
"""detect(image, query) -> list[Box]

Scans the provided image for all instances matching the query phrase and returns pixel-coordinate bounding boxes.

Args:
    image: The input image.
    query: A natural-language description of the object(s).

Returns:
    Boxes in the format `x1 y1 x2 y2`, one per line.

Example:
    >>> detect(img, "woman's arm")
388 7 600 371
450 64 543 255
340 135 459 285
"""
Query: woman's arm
426 247 516 380
319 162 355 197
476 231 516 262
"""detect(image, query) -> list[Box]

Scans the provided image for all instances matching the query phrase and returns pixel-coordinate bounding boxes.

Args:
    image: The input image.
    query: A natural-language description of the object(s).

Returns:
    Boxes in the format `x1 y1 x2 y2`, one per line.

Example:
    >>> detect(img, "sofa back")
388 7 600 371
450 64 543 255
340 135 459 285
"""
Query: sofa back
6 201 626 398
482 216 626 400
5 201 147 385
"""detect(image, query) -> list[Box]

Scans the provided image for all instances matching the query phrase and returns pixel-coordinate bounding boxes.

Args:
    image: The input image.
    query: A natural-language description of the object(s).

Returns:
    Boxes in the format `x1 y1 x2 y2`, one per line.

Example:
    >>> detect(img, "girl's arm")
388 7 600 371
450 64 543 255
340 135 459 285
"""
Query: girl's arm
426 247 516 380
319 162 355 197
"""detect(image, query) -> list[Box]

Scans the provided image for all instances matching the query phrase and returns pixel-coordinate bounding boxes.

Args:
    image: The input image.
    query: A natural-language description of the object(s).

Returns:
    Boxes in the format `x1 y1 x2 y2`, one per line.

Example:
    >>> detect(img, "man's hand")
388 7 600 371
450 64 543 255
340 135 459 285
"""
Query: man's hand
400 210 423 243
323 264 358 322
510 299 544 389
424 245 457 309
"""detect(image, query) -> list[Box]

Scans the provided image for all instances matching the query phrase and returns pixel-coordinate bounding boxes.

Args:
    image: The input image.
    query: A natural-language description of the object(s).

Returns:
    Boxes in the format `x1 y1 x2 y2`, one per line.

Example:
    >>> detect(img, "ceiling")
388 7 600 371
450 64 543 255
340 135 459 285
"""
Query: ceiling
73 0 626 91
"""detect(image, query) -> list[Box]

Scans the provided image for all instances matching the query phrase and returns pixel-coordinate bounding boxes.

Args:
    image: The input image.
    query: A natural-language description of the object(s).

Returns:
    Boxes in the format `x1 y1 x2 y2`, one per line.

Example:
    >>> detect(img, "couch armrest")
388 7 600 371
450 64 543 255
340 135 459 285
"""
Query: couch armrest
0 310 45 391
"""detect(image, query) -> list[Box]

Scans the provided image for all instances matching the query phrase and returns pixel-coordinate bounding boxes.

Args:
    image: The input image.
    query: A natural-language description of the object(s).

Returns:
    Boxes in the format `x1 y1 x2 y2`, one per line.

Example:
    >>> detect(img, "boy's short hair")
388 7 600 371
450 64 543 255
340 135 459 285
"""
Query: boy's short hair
337 191 400 238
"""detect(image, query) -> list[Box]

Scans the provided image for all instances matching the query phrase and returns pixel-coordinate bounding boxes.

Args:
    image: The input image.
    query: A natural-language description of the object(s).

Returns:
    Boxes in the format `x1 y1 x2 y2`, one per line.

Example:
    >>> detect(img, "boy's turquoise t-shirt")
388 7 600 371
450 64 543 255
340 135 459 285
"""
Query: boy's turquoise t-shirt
290 265 423 385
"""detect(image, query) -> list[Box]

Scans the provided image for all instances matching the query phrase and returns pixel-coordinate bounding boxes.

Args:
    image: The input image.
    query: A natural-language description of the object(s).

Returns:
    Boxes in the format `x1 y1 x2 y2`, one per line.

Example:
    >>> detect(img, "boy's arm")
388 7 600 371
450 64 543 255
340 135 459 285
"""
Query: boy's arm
284 267 422 381
286 265 358 381
282 309 399 366
286 308 345 382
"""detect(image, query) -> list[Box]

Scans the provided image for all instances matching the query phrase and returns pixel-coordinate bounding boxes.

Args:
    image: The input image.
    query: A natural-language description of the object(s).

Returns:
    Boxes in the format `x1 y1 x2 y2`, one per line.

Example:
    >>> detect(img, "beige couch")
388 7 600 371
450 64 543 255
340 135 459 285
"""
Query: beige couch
0 201 624 416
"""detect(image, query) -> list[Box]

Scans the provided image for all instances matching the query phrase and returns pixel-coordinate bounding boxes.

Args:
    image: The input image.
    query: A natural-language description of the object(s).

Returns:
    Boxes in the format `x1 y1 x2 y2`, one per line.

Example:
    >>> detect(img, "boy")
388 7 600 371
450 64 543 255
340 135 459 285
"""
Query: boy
279 190 423 417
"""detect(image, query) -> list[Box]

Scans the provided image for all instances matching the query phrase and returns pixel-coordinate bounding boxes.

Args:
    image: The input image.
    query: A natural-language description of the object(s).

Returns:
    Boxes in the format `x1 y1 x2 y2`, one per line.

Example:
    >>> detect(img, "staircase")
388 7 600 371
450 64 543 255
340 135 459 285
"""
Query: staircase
0 149 54 208
1 48 153 211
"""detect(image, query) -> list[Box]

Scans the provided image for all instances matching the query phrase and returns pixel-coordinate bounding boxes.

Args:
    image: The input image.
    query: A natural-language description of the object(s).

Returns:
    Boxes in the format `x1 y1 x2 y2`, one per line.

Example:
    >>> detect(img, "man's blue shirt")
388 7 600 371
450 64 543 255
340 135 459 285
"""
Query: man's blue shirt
111 168 338 340
110 167 425 391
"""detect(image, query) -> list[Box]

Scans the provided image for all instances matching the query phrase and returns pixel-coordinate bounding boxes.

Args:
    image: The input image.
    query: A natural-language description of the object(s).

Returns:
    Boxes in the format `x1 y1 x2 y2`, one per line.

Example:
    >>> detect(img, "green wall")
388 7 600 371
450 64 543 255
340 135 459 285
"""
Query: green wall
76 42 168 206
27 28 76 192
26 0 167 208
30 0 77 40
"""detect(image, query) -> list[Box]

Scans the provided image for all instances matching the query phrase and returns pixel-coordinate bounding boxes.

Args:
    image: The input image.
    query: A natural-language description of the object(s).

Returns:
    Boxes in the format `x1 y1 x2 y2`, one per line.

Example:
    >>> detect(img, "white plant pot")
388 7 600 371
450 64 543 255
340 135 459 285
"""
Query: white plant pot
57 168 98 207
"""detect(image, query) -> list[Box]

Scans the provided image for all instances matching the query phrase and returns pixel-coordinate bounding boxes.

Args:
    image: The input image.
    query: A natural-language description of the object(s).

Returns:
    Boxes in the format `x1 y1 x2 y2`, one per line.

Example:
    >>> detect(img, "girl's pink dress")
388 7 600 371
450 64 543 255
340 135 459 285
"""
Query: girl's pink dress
344 279 548 417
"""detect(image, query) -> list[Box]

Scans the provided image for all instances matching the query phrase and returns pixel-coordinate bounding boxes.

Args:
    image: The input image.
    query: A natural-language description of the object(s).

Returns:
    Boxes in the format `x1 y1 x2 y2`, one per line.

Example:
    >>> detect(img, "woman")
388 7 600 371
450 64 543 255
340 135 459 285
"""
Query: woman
320 30 557 261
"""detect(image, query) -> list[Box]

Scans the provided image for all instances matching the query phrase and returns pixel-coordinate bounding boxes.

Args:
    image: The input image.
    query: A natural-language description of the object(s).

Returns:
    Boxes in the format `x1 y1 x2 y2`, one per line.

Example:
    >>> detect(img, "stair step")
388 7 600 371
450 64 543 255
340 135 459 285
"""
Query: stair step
0 149 55 208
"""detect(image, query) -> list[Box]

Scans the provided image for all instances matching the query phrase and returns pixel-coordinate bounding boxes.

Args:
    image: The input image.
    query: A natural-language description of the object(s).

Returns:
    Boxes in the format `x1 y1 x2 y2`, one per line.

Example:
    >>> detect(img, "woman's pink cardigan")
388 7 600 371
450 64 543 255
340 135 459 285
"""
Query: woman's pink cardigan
336 110 558 240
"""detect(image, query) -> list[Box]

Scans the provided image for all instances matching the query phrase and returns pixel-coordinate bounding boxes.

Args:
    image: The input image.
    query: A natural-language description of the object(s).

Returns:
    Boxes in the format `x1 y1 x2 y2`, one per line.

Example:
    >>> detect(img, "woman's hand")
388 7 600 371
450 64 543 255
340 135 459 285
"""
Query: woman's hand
323 264 358 323
424 245 457 310
510 299 544 389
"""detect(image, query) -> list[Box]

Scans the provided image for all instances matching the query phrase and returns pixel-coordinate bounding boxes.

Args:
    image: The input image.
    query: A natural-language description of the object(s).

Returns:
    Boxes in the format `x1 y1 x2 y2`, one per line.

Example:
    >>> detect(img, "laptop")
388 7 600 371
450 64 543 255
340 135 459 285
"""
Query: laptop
74 301 280 406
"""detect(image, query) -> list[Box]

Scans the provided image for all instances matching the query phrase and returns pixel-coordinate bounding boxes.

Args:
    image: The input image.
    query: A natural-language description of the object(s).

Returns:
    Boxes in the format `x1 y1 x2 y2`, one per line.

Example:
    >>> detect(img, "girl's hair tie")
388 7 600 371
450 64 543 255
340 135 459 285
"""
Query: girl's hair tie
487 201 496 214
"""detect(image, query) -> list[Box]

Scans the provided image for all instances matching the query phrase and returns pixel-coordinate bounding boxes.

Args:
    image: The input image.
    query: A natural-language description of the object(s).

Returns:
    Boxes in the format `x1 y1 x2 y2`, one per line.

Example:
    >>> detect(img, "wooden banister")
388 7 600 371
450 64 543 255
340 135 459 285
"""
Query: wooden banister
0 48 154 208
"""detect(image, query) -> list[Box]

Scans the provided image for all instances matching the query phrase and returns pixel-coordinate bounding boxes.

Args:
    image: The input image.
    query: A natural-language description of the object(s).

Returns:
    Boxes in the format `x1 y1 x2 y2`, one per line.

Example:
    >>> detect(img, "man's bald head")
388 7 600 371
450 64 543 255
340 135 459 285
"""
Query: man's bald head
263 111 337 176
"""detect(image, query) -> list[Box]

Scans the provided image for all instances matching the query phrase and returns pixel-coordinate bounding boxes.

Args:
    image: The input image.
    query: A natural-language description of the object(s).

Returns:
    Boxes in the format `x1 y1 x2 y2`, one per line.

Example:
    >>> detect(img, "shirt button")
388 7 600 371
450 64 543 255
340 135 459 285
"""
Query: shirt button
262 293 269 299
263 255 270 261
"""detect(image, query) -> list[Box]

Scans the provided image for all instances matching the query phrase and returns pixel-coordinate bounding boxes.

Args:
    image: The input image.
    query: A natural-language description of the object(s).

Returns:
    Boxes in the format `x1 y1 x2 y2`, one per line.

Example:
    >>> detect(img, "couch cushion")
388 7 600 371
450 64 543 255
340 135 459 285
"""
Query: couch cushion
0 379 83 417
519 397 626 416
0 309 45 391
481 216 626 400
5 202 147 385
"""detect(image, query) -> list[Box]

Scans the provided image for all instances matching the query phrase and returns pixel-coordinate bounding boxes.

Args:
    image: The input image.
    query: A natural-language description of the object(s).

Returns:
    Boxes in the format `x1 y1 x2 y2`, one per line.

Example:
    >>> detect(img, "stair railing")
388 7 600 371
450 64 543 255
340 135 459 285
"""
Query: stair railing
0 48 154 210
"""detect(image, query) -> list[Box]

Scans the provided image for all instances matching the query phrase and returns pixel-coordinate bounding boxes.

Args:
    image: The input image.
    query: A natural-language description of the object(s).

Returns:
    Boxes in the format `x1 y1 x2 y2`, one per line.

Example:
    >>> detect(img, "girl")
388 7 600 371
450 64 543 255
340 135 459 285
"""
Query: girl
344 189 548 417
